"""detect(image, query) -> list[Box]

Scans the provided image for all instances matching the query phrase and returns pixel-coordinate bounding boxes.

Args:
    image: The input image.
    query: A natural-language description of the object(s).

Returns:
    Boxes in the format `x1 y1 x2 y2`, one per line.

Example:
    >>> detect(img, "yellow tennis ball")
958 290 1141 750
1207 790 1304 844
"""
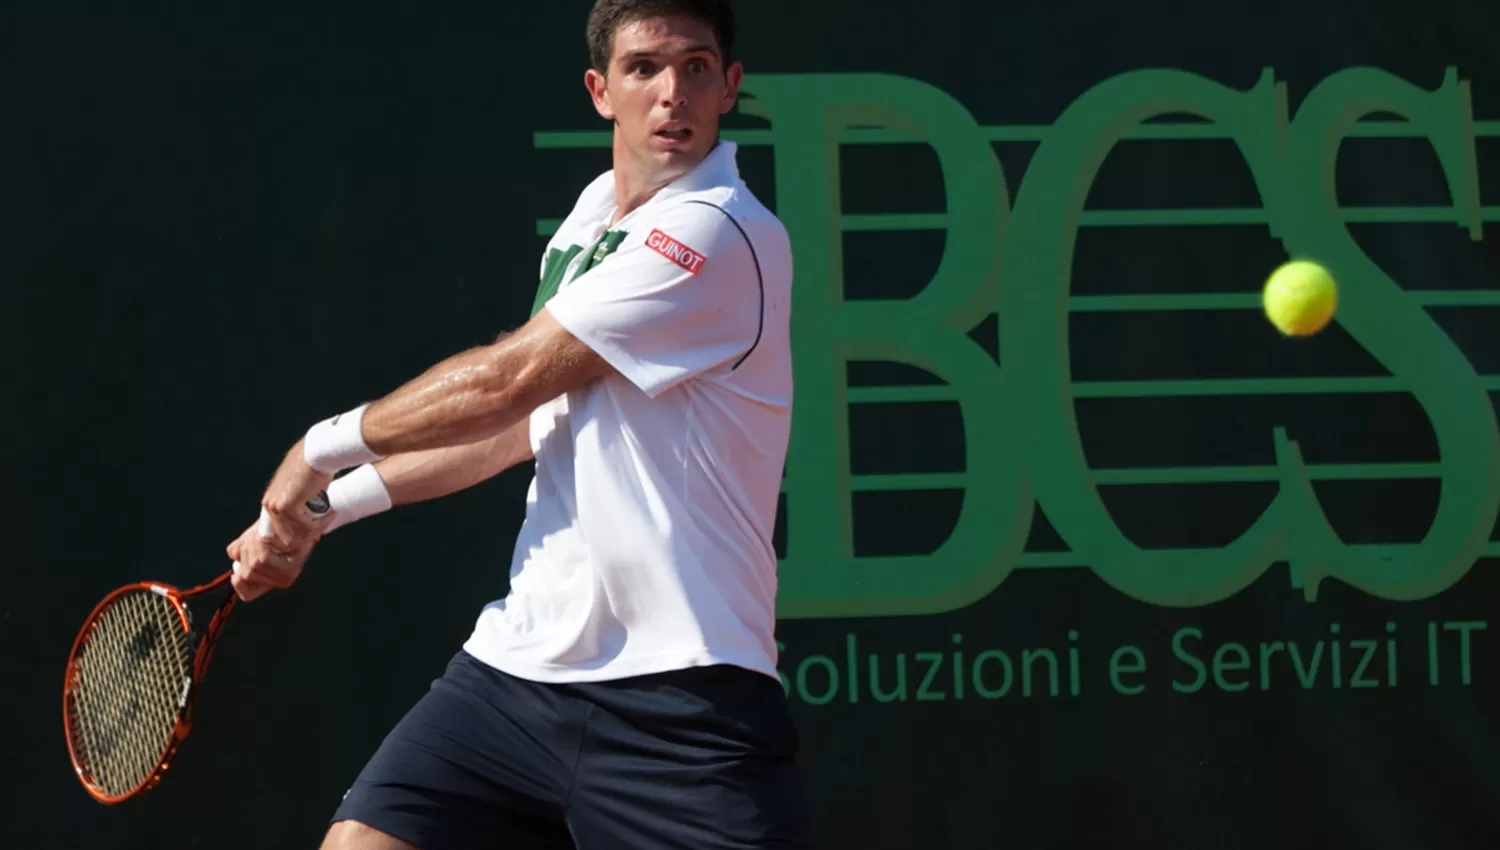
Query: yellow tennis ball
1263 260 1337 336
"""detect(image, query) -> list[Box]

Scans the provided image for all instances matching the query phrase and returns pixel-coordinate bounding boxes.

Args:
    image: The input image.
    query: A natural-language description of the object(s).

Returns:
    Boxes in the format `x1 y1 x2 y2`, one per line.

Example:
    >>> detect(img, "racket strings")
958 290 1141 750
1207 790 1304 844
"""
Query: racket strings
68 590 193 797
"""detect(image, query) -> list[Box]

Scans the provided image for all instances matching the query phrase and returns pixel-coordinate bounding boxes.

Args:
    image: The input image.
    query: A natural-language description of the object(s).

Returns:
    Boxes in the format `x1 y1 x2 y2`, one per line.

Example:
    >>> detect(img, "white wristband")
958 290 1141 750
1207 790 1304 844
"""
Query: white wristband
322 464 393 534
303 403 384 474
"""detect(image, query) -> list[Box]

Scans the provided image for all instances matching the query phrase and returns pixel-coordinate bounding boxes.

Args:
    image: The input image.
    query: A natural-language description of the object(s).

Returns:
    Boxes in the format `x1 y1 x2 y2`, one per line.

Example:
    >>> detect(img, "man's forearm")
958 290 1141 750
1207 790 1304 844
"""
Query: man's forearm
374 419 533 508
297 311 609 481
357 314 604 458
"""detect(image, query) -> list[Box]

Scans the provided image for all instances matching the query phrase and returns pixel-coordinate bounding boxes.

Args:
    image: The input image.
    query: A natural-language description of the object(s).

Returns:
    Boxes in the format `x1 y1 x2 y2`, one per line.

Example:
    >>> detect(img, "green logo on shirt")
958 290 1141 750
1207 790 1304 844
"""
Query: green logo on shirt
532 230 629 317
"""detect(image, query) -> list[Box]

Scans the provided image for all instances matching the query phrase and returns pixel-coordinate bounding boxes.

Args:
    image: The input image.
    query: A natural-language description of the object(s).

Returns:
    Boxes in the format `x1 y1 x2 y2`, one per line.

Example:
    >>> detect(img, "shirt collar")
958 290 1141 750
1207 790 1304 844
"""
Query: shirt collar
650 139 740 202
590 140 739 232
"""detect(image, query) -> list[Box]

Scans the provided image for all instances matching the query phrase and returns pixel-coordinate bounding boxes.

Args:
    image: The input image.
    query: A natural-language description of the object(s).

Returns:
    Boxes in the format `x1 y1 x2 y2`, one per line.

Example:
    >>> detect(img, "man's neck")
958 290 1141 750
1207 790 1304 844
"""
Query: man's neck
608 135 714 227
609 167 676 227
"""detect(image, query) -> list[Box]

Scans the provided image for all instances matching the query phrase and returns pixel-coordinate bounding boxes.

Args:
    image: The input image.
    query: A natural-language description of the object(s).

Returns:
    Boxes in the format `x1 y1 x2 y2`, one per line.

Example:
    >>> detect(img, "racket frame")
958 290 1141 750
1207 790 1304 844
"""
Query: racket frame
63 491 327 804
61 570 237 805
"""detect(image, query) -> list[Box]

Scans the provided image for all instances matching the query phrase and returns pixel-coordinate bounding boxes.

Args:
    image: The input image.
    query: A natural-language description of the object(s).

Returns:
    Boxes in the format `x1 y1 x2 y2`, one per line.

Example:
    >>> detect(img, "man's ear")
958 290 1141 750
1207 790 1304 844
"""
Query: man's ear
585 68 615 120
720 61 744 115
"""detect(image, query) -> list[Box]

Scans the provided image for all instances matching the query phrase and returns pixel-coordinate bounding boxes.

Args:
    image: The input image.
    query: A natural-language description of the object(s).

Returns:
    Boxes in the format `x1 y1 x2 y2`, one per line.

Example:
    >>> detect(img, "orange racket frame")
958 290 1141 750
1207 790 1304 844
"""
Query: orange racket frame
61 570 241 805
64 492 327 804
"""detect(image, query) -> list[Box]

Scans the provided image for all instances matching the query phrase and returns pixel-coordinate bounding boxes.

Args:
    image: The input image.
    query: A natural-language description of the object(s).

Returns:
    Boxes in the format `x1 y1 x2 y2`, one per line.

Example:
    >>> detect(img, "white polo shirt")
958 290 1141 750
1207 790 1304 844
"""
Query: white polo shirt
462 141 794 684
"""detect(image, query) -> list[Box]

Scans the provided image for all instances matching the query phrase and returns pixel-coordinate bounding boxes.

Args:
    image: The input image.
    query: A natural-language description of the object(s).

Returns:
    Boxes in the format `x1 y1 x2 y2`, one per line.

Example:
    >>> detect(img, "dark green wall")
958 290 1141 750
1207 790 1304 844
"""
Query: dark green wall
6 1 1500 847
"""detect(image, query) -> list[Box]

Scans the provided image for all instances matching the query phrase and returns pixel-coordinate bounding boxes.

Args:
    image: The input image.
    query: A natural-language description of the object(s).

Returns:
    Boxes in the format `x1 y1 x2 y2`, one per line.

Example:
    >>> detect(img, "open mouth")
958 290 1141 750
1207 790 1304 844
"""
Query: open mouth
655 127 694 143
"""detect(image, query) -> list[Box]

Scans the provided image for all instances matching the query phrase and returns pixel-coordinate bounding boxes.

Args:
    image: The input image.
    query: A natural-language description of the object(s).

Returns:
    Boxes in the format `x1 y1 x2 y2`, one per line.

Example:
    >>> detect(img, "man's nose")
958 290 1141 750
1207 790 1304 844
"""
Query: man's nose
658 67 687 106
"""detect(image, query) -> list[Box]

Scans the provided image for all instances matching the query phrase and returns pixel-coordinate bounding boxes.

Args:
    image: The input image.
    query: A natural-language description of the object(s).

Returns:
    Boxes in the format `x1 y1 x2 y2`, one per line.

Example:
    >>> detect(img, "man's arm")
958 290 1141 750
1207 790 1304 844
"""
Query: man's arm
227 418 533 600
258 309 609 532
373 417 533 508
260 200 758 538
361 309 609 458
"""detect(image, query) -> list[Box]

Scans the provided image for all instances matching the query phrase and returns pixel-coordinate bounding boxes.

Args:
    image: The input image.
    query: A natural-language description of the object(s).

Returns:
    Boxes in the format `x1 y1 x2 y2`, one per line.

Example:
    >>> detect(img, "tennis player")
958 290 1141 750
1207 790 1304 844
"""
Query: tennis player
226 0 810 847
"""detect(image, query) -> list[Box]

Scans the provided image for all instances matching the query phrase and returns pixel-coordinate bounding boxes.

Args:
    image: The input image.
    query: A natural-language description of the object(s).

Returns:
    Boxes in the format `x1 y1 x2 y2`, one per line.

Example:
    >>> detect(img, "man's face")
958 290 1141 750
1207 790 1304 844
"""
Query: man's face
586 14 743 180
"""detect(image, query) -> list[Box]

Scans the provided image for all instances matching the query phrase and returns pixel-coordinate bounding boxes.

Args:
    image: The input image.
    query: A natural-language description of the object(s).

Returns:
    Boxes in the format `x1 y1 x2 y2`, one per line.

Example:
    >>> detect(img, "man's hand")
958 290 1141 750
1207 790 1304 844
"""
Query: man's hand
226 520 320 602
229 440 339 602
261 439 336 544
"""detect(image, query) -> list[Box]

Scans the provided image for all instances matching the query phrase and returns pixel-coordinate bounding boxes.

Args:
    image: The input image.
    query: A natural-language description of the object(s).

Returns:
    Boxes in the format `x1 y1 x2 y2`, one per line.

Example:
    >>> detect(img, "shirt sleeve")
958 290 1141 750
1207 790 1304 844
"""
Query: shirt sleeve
542 201 763 399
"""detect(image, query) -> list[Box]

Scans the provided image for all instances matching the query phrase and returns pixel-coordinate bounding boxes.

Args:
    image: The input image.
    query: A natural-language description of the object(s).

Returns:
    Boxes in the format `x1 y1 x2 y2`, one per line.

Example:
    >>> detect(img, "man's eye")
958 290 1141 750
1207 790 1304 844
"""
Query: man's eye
630 62 653 75
687 60 707 73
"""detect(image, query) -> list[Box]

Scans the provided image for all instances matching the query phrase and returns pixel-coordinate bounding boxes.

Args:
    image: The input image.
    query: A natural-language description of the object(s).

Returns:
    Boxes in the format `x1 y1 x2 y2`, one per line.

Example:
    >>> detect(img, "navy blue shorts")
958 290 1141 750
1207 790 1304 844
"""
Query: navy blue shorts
332 650 815 849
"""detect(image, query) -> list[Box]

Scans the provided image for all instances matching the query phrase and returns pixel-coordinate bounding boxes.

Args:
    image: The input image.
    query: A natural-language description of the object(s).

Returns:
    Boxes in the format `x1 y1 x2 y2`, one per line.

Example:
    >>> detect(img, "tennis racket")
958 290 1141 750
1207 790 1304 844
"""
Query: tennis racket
62 492 330 804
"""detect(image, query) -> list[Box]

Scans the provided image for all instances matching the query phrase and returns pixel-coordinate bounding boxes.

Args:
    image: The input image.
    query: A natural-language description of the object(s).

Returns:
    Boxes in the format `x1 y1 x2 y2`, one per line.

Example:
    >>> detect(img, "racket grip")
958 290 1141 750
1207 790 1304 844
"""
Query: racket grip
234 492 332 574
255 491 332 538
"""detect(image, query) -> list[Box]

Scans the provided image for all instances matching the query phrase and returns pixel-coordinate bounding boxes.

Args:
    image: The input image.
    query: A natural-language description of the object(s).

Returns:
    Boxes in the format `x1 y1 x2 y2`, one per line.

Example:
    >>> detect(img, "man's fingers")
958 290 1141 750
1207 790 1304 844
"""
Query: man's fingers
239 550 300 588
261 447 334 535
262 502 325 550
230 488 321 601
230 571 275 602
236 576 274 602
232 534 308 590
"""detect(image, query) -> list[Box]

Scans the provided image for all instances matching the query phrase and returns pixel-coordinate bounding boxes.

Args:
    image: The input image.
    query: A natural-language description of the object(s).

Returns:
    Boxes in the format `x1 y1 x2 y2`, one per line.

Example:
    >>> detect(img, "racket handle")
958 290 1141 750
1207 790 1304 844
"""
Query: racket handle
235 492 332 574
255 491 331 538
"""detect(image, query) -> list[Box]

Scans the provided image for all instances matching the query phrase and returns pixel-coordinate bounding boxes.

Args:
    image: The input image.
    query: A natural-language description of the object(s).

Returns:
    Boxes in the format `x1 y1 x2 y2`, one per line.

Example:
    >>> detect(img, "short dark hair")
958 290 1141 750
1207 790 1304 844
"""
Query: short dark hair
586 0 736 73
